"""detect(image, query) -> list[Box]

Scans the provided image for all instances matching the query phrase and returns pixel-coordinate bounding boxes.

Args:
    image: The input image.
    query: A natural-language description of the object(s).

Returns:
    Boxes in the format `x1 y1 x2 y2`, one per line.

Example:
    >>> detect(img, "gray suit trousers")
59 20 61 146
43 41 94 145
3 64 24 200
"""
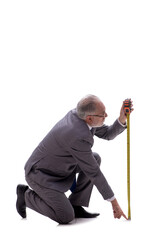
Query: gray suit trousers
25 152 101 224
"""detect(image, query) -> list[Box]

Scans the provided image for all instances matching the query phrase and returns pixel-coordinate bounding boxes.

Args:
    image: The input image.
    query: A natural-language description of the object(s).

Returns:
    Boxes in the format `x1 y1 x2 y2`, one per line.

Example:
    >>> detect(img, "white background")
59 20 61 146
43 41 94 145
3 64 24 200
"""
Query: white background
1 0 160 239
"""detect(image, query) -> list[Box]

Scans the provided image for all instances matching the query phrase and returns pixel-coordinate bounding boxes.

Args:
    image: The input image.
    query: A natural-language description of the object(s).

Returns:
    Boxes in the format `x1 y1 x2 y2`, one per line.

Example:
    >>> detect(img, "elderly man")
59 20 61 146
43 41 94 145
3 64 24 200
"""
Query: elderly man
16 95 133 224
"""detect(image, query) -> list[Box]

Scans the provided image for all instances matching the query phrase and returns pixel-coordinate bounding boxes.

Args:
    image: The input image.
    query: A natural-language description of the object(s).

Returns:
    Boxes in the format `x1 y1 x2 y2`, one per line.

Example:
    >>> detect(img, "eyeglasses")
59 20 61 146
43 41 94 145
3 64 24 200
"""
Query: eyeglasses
88 113 107 118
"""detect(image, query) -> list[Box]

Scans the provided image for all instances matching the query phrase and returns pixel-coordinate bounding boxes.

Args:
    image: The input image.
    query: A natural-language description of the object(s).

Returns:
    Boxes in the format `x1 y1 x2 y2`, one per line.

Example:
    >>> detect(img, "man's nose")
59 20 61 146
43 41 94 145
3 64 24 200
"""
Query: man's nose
105 112 108 118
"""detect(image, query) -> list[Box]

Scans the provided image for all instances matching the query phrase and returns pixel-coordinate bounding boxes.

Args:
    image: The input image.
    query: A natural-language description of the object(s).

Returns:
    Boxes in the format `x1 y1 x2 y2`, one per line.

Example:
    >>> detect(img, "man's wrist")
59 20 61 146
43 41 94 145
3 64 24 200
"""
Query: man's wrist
118 117 126 126
111 198 118 206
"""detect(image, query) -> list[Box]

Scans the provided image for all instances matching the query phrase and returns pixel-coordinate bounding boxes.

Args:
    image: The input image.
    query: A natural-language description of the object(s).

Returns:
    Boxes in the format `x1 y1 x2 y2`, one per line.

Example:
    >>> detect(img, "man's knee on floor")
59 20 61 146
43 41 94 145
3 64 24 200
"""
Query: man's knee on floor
93 152 101 166
57 208 75 224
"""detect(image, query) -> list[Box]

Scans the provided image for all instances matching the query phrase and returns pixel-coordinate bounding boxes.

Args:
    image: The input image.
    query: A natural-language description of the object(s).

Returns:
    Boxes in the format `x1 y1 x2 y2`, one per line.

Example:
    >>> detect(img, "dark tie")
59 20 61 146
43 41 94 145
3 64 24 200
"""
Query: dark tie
90 128 94 135
70 178 76 193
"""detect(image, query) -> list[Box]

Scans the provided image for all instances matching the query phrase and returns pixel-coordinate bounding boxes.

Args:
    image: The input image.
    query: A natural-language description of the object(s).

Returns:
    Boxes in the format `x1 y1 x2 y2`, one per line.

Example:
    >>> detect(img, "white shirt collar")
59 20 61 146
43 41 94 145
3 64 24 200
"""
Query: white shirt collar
87 123 92 130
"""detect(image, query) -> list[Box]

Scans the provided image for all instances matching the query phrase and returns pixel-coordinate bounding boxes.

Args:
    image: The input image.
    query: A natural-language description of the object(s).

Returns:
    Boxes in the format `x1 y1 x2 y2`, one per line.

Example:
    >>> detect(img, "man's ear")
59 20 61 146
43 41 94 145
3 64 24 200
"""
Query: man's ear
86 116 92 125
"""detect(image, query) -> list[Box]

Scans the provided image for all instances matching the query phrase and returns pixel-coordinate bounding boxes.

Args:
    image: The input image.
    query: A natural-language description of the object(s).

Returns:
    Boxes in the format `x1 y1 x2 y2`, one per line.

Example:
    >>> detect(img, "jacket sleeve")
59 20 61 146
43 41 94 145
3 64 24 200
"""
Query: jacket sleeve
70 138 114 200
94 119 127 140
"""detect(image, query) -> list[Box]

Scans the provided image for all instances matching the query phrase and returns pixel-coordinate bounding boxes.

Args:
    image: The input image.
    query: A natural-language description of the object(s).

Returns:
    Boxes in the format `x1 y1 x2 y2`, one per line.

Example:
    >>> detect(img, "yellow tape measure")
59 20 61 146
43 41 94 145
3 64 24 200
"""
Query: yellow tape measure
124 99 131 220
127 113 131 220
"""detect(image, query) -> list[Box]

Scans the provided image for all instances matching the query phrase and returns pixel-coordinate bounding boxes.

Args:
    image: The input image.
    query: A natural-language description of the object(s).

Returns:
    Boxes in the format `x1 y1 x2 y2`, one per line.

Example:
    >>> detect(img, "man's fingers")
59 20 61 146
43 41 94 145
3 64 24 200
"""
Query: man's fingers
122 212 128 220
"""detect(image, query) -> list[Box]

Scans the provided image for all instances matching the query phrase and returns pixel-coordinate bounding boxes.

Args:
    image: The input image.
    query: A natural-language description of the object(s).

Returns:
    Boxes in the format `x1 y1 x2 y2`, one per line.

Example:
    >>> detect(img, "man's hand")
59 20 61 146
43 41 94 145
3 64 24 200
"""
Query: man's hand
111 199 128 220
119 99 134 125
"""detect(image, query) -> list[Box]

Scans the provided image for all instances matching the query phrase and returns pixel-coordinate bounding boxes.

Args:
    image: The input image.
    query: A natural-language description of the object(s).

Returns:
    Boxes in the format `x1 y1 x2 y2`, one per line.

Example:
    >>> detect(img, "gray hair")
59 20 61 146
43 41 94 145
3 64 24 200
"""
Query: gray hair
76 94 100 119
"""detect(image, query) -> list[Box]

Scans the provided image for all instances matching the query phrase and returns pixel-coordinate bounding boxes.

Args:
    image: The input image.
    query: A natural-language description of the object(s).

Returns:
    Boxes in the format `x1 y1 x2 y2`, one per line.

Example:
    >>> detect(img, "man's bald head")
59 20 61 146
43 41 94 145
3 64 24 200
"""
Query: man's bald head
76 94 101 120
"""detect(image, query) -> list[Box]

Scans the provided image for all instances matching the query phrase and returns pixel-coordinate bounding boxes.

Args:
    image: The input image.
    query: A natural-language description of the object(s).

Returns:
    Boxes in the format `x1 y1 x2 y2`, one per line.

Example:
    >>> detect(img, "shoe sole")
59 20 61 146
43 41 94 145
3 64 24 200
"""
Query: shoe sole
16 185 28 218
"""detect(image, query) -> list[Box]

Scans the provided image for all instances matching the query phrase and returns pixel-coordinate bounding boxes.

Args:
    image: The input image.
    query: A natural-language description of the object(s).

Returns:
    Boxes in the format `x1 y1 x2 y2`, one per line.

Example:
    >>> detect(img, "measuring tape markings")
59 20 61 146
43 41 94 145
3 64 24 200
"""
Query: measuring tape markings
124 99 131 220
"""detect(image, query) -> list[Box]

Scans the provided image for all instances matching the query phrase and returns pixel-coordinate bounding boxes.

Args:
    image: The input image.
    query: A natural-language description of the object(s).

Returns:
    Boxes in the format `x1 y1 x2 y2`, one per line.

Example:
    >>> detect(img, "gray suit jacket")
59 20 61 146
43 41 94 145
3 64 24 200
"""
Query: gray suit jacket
25 109 126 200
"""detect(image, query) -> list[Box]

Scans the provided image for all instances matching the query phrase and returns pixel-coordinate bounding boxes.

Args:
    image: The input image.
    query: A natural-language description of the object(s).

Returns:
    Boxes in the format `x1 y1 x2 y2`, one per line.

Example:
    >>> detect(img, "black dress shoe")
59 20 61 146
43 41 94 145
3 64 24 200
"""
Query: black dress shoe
72 205 100 218
16 184 28 218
